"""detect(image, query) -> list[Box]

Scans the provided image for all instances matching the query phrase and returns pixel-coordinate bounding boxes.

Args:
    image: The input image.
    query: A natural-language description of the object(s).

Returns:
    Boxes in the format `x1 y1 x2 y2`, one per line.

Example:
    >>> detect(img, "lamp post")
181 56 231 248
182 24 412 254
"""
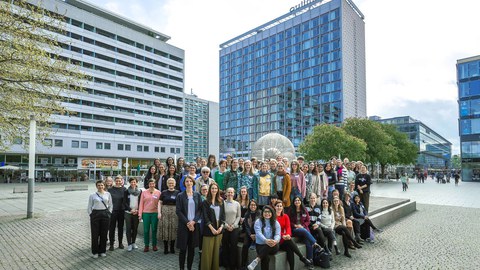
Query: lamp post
27 115 36 218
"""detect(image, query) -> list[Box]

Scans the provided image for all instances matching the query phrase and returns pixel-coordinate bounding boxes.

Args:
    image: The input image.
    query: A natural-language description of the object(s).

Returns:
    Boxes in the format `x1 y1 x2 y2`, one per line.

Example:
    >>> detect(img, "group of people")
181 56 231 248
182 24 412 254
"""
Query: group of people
87 155 383 270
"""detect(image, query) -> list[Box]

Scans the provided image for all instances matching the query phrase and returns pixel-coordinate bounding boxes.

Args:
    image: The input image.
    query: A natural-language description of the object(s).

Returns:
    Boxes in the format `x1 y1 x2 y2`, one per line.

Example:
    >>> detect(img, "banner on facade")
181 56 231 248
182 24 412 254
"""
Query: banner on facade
78 158 122 170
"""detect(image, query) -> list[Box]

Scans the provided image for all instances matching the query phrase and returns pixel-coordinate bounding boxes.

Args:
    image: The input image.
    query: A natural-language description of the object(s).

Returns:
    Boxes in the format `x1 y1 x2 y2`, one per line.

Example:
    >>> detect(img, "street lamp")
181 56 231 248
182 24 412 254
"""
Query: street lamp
27 115 36 218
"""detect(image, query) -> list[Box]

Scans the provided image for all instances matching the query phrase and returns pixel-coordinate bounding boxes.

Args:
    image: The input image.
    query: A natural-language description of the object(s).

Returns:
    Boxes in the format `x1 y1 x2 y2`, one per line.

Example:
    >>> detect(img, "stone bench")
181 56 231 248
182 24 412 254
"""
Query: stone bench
13 186 42 193
64 185 88 191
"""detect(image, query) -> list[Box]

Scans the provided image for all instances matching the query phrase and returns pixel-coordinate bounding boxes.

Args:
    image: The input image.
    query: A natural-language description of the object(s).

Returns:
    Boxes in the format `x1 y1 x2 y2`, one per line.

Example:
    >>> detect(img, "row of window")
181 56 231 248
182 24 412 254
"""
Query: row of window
43 139 181 154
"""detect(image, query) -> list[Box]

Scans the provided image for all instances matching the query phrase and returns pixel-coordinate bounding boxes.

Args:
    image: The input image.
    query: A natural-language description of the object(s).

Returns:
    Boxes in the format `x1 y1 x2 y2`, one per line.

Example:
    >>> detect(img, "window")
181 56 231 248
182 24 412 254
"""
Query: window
81 141 88 149
118 144 124 151
54 139 63 147
104 143 111 150
170 147 175 154
44 139 53 147
71 140 79 148
125 144 131 151
96 142 103 149
161 147 165 153
137 145 142 151
154 146 159 152
176 148 180 154
143 146 149 152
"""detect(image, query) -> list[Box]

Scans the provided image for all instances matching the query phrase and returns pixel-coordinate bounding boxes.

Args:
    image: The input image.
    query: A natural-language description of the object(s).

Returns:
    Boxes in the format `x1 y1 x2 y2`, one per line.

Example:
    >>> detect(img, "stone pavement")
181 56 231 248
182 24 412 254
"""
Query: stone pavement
0 179 479 269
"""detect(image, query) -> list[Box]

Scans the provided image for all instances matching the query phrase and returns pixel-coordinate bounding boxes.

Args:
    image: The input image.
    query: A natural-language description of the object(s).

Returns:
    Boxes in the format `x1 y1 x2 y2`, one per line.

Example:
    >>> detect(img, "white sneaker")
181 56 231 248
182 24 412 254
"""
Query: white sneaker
127 245 133 252
92 254 98 259
247 259 258 270
100 253 106 257
132 243 138 249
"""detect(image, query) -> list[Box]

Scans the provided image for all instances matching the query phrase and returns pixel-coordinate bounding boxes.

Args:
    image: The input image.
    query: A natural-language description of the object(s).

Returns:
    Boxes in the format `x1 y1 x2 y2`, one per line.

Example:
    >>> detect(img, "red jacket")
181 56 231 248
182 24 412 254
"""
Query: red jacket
288 207 311 233
276 213 291 244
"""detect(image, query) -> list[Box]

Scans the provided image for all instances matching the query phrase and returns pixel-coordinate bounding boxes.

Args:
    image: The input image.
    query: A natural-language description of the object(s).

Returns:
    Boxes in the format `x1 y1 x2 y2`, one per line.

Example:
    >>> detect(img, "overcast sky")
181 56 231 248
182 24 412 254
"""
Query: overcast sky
93 0 480 155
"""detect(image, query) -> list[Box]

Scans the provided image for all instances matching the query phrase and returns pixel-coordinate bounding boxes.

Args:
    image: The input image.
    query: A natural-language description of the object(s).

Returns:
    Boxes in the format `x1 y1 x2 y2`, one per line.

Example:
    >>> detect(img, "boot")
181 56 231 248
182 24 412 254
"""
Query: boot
355 234 363 244
170 240 175 254
344 250 352 258
353 240 362 249
164 241 169 254
334 245 340 255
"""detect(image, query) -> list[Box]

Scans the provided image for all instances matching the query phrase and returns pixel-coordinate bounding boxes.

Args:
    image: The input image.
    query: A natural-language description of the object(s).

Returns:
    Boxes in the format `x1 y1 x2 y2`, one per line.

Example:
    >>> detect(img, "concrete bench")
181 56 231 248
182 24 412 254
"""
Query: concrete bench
64 185 88 191
13 186 42 193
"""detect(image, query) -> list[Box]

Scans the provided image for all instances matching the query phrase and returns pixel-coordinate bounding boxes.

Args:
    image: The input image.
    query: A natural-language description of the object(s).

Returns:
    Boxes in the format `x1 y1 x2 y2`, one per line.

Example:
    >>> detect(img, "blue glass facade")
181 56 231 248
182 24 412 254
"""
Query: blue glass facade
219 0 366 157
457 56 480 181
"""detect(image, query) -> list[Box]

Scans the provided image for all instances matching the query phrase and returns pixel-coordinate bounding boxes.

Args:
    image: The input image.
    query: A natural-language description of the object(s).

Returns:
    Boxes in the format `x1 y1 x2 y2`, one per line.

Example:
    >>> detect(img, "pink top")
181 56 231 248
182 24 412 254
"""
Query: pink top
290 171 306 198
139 189 161 215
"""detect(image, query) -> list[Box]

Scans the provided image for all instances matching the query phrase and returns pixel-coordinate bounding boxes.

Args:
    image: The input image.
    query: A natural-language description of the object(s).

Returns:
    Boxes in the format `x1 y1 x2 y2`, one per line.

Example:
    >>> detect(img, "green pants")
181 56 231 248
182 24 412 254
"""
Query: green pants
142 213 158 246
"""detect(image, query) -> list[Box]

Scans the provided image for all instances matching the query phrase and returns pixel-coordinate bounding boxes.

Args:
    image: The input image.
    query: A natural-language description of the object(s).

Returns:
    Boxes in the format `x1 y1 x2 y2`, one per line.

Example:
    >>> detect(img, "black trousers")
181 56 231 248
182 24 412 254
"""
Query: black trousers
222 228 240 269
311 227 328 248
256 244 280 270
241 233 255 267
335 225 355 251
179 230 195 270
90 210 110 254
124 212 139 245
320 227 336 250
109 210 124 245
280 239 304 270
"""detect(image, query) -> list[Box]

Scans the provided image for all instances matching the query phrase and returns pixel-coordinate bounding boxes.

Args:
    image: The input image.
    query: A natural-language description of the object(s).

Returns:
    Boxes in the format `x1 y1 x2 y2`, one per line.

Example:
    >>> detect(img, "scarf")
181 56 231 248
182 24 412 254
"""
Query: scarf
258 170 269 177
276 171 286 176
127 186 141 196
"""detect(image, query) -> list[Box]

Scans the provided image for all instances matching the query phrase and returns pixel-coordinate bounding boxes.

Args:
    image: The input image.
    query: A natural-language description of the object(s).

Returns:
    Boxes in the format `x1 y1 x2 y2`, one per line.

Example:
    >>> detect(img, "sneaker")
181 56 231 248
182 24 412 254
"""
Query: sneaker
132 243 138 249
375 228 384 233
100 253 106 257
249 243 256 250
92 254 98 259
127 245 133 252
247 259 258 270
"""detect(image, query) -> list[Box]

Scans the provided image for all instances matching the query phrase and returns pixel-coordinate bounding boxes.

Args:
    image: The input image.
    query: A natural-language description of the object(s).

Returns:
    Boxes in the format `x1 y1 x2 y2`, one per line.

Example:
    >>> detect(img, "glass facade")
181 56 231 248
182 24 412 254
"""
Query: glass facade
375 116 452 169
457 56 480 181
219 0 366 157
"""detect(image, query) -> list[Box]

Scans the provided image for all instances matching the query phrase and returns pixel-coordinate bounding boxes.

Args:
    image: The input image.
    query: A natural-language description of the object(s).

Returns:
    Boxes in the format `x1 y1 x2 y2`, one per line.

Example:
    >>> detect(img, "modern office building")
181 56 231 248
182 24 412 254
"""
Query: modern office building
1 0 184 181
373 116 452 170
219 0 366 158
457 55 480 182
184 94 220 163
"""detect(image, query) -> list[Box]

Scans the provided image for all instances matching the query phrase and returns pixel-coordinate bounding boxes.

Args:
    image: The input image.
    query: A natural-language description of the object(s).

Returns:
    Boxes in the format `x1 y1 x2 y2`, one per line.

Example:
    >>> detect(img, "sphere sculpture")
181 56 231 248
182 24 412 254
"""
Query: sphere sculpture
251 133 296 162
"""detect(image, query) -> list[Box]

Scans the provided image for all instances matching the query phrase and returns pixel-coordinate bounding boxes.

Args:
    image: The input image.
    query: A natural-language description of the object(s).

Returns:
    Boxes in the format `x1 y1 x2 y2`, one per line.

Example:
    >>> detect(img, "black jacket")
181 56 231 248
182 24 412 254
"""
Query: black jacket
243 210 261 236
201 200 225 237
123 189 142 212
352 202 368 219
176 191 202 249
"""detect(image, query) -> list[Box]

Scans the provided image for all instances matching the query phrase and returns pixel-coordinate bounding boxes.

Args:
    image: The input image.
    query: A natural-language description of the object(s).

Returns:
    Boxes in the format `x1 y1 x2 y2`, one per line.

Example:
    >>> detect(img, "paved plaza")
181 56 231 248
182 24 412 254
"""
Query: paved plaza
0 179 479 269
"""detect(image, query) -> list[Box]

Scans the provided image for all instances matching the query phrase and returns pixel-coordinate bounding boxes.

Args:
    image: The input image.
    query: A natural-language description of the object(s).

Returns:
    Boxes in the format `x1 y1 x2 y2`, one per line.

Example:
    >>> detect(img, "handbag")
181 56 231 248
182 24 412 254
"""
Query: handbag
313 246 331 268
96 193 111 218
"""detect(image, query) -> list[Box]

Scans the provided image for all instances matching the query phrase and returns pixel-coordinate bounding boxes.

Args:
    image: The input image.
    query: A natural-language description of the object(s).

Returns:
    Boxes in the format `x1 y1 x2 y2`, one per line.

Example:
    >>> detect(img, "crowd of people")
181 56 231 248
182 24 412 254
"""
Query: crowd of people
87 155 383 270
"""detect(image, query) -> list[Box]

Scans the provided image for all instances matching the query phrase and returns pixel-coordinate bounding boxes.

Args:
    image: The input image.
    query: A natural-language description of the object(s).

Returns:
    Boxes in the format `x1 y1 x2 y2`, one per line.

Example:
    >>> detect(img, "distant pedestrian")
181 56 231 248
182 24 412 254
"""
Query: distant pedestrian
88 180 113 258
400 172 408 191
454 172 460 186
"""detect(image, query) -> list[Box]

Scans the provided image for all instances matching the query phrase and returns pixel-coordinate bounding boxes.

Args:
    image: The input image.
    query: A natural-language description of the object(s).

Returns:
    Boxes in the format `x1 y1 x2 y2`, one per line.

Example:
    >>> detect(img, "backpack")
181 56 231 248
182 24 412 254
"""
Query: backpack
313 246 331 268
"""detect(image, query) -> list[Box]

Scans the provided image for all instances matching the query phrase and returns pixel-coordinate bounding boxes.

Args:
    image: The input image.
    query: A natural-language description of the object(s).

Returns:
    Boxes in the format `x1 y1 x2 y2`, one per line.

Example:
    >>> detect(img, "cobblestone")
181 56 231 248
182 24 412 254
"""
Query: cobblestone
0 180 479 269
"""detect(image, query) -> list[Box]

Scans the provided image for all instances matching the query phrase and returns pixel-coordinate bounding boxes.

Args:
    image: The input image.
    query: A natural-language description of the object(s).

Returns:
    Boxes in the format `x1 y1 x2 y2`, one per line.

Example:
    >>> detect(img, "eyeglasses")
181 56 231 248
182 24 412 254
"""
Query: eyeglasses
202 171 209 174
263 210 272 214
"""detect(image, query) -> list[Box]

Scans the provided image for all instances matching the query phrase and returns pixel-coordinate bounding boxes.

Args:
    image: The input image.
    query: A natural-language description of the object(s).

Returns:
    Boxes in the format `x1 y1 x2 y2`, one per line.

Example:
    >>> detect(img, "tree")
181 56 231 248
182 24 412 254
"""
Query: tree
0 0 84 150
451 154 461 170
298 124 366 162
379 124 418 176
342 118 394 172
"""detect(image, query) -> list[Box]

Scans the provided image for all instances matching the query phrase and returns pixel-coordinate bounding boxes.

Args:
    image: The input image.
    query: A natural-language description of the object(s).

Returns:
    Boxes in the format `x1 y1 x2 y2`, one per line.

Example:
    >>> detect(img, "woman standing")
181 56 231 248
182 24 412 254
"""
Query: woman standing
88 180 113 258
332 196 362 258
201 182 225 270
246 205 280 270
288 196 317 266
176 175 202 270
355 165 372 211
108 175 126 251
164 164 180 191
207 154 219 178
180 163 199 192
224 159 240 191
241 199 261 268
325 163 338 201
257 163 274 207
273 163 291 208
222 187 242 270
237 186 249 221
158 178 180 254
274 201 312 270
239 160 259 200
214 159 227 192
145 164 160 189
176 157 186 175
124 177 142 252
290 160 306 201
311 164 328 203
138 179 161 252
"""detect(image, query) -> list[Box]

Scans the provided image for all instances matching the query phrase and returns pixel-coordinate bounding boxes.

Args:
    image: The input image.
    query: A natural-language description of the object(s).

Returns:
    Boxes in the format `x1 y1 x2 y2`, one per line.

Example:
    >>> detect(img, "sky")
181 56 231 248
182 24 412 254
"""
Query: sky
92 0 480 155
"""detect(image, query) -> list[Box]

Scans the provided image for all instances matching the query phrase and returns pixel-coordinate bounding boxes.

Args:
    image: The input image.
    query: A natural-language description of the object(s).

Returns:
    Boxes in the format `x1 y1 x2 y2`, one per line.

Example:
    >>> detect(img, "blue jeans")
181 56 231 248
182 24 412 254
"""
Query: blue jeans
292 227 316 260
